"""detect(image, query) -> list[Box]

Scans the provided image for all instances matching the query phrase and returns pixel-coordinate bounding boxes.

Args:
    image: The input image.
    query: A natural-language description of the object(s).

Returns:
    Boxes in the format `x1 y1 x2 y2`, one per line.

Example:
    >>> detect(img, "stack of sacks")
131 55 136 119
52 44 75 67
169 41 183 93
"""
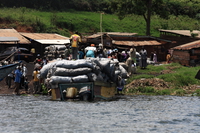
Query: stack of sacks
40 58 128 88
44 45 66 60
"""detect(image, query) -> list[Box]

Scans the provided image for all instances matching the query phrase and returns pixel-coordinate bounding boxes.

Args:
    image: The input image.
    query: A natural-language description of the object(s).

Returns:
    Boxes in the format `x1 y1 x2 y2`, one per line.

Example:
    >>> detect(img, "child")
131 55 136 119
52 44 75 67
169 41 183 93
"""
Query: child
131 60 137 74
116 76 125 95
24 77 29 93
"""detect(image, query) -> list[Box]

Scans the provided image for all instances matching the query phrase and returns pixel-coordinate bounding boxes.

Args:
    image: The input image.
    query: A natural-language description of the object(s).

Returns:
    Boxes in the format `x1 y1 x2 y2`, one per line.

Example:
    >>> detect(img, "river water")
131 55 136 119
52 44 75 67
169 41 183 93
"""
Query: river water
0 95 199 133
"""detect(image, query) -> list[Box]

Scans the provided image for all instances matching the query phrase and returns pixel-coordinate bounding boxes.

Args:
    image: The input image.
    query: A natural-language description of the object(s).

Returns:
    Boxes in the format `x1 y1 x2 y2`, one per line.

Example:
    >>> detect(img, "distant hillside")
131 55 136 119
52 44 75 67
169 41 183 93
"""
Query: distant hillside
0 8 199 37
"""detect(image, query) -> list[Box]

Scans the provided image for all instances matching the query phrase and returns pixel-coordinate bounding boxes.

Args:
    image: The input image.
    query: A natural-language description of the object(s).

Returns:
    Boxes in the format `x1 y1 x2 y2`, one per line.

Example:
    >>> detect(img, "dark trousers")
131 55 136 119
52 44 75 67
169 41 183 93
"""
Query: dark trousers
20 76 25 89
6 76 12 88
71 47 78 60
33 81 40 93
14 82 20 94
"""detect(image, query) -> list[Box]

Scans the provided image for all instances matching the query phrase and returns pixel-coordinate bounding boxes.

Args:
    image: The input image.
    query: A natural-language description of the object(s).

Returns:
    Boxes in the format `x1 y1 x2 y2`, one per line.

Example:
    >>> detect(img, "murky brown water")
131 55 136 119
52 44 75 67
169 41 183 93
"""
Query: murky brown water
0 95 199 133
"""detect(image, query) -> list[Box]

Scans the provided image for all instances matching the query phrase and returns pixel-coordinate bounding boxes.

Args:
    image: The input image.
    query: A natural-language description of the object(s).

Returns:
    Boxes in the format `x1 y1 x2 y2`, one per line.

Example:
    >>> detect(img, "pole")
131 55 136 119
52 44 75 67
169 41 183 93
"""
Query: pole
100 13 103 45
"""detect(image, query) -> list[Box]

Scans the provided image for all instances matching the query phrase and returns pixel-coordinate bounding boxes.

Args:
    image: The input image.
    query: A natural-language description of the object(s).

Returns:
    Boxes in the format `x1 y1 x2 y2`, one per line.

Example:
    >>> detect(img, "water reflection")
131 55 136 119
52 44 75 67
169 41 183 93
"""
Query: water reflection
0 95 199 133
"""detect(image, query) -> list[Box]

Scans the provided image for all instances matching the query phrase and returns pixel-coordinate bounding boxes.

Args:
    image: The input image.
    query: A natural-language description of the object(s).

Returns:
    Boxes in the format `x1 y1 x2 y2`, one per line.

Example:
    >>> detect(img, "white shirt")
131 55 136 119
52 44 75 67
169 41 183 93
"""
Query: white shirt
22 66 28 77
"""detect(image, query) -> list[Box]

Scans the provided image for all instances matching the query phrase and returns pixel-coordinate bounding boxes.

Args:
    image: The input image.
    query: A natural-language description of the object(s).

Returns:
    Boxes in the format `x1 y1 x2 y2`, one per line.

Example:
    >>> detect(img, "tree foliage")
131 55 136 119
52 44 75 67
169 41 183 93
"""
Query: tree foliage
109 0 170 35
0 0 199 17
109 0 200 35
0 0 111 12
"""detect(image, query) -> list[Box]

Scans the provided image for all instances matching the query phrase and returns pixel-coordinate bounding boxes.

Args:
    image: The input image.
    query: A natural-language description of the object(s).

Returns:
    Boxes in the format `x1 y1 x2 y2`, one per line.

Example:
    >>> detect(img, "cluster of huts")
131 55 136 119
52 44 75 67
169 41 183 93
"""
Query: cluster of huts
0 28 200 66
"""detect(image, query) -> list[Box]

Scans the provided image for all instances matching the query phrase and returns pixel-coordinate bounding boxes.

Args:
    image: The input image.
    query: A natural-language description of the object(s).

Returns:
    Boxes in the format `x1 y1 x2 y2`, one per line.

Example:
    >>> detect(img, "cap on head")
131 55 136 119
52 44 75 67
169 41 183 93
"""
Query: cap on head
91 44 95 47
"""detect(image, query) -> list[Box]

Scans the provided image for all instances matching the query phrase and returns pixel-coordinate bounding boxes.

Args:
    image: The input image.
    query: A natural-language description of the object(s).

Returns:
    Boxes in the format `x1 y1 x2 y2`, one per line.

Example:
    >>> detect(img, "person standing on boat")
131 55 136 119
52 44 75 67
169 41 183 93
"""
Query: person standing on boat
85 44 97 58
103 48 108 58
78 48 85 59
70 31 81 60
139 46 147 69
13 66 22 95
96 44 104 58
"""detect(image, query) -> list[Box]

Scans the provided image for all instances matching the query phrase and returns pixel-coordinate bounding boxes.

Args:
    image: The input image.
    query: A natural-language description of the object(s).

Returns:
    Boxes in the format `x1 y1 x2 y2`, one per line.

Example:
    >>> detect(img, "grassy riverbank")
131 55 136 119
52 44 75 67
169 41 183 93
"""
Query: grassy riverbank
125 63 200 96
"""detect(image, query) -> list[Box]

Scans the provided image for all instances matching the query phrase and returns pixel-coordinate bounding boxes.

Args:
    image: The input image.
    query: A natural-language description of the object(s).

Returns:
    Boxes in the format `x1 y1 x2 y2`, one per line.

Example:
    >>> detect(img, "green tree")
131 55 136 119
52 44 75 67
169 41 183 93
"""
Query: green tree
109 0 169 36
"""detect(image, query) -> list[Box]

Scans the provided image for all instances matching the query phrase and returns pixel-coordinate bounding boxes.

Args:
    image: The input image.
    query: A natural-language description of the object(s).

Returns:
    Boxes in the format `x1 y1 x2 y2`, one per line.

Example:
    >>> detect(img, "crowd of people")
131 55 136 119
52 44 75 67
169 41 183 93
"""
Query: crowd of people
64 32 150 77
3 31 172 95
5 63 28 95
4 53 49 95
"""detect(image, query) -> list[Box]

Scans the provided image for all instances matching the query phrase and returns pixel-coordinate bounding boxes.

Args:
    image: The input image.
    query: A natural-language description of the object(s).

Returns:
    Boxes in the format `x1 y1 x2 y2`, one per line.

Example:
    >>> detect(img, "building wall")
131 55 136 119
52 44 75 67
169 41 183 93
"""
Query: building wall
160 34 199 47
172 50 190 66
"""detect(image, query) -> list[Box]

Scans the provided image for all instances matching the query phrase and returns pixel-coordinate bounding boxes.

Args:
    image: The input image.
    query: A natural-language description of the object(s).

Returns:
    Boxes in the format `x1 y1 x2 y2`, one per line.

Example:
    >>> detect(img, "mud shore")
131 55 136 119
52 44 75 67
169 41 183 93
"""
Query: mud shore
0 61 35 94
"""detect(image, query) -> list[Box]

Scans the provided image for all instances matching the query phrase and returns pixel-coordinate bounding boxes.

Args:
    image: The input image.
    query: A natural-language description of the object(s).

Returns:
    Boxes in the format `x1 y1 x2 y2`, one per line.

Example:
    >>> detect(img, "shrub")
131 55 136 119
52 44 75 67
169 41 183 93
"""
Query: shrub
194 89 200 96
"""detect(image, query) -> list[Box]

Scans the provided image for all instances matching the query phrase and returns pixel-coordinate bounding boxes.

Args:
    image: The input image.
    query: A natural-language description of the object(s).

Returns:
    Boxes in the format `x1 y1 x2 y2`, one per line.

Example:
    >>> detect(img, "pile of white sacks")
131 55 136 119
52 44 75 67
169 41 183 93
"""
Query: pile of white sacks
40 58 128 89
44 45 66 60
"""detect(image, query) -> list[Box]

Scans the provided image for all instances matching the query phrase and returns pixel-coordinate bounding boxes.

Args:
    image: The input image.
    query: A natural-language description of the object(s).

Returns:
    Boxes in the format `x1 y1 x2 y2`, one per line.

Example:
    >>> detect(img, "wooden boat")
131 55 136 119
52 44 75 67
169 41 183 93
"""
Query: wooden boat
0 62 19 81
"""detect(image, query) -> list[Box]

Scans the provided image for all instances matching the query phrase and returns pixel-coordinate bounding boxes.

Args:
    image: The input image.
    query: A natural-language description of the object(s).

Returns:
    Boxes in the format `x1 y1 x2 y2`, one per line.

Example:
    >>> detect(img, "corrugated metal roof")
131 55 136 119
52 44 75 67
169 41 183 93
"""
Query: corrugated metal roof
0 29 30 44
159 29 200 38
35 39 70 44
113 40 161 46
20 33 69 40
87 32 138 39
97 32 137 36
87 34 102 39
172 40 200 50
0 37 19 42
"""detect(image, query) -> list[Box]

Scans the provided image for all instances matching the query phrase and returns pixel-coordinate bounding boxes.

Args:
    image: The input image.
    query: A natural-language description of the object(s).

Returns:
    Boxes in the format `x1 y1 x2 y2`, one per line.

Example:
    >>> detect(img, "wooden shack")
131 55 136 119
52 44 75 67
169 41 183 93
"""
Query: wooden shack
159 29 200 47
111 35 173 61
171 40 200 66
86 32 173 61
0 28 30 51
20 33 70 57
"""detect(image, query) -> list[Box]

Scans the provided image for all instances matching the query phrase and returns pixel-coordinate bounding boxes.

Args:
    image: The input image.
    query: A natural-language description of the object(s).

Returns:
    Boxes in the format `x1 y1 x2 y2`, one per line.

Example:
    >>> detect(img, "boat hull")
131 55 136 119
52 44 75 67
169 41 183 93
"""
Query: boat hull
0 63 19 81
51 81 117 101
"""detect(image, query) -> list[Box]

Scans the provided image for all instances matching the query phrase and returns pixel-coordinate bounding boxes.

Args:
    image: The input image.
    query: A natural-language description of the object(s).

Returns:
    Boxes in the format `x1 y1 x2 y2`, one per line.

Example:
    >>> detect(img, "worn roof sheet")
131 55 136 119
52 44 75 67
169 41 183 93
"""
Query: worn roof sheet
159 29 200 38
0 37 19 42
20 33 69 40
87 34 102 39
35 39 70 45
87 32 138 39
172 40 200 50
113 40 162 46
97 32 137 36
0 29 30 44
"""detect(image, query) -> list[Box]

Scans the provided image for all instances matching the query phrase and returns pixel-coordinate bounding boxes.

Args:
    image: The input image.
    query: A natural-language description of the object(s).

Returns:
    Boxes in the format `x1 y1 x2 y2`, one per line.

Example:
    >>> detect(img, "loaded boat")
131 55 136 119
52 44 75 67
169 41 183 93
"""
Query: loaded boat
40 58 128 101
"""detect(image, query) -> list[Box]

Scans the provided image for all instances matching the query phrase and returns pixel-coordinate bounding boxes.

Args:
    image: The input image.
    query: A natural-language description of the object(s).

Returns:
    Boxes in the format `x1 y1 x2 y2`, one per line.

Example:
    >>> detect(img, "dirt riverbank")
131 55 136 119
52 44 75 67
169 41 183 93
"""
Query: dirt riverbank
0 61 35 94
